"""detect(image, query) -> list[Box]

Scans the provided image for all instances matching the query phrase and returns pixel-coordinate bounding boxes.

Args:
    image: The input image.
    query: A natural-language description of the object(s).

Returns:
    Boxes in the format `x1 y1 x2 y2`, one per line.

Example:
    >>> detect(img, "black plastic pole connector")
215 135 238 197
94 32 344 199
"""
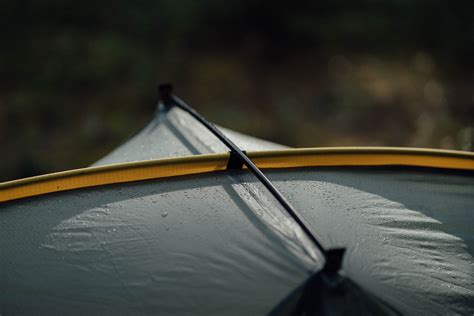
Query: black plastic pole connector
227 151 246 170
157 83 345 270
322 248 346 274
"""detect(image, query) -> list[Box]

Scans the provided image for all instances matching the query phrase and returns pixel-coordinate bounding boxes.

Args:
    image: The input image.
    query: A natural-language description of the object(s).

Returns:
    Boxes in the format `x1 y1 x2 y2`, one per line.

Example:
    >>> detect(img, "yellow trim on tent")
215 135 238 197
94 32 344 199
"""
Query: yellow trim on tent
1 147 473 203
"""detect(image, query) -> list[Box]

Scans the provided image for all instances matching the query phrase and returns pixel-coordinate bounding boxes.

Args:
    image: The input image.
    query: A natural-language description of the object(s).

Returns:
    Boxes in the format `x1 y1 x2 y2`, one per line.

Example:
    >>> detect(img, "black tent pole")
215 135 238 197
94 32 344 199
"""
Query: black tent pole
158 84 345 271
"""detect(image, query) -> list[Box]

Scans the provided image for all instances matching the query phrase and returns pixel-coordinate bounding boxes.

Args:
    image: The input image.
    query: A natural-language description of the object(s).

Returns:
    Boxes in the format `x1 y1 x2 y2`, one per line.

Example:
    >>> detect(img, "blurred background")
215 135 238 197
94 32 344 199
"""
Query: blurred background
1 0 473 181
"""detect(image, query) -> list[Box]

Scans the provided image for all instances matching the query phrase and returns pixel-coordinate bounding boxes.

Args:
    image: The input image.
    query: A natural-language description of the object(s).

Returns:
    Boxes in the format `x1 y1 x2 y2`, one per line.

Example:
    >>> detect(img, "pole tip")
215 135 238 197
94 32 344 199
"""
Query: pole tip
323 248 345 274
158 83 174 106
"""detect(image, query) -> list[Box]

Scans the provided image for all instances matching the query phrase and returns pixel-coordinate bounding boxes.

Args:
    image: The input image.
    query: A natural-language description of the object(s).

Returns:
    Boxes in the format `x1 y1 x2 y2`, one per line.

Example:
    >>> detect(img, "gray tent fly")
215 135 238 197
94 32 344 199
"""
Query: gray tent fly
1 86 473 315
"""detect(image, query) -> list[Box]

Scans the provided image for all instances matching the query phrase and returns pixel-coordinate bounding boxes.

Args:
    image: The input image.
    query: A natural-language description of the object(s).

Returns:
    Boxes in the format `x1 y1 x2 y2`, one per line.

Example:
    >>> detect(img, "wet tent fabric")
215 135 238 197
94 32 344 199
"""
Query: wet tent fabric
93 107 286 166
1 168 473 314
1 108 473 315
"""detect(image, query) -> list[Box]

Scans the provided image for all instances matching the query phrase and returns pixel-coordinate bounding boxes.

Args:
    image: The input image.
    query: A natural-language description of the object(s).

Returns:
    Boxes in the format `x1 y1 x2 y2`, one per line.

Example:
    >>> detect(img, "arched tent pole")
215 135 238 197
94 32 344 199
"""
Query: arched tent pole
158 83 337 266
1 148 473 204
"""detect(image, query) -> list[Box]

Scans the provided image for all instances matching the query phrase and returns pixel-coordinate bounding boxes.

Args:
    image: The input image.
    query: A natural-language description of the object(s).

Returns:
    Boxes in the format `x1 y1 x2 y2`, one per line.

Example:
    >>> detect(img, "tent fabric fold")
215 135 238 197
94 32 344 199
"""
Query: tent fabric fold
270 272 400 316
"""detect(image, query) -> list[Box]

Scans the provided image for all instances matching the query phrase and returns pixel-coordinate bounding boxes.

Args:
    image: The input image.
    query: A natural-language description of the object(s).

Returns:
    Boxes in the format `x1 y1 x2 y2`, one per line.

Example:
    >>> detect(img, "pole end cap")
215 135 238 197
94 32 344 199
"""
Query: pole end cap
323 248 345 274
158 83 174 107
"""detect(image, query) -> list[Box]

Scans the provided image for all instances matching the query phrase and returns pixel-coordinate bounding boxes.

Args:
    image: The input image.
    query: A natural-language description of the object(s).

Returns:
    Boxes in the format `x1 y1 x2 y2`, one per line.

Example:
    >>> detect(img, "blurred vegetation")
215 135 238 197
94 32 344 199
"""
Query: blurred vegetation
1 0 473 181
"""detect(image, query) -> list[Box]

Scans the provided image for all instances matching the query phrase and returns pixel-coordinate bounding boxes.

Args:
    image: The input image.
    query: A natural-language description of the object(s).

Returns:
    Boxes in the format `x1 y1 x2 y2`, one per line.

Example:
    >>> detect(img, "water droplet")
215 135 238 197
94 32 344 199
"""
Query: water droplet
161 212 168 218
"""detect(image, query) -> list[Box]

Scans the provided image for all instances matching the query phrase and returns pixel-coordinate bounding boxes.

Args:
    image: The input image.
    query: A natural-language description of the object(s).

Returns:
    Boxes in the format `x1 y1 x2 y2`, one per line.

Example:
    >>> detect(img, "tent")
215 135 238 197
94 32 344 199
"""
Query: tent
1 93 473 315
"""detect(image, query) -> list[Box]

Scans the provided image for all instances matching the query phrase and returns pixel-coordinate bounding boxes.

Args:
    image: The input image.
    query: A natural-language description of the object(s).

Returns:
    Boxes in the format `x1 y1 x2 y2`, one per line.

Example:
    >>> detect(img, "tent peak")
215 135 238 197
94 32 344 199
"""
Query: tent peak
158 83 174 111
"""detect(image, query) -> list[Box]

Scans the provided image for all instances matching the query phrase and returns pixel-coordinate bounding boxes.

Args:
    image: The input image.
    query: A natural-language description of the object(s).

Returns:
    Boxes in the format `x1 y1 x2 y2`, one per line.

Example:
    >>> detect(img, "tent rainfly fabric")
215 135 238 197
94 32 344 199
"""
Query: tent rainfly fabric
1 92 473 315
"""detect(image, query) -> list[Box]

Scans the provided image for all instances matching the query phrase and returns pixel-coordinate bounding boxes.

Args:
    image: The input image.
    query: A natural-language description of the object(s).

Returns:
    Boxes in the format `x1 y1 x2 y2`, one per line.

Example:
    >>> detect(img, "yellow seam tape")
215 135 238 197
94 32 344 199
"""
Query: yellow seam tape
1 147 473 203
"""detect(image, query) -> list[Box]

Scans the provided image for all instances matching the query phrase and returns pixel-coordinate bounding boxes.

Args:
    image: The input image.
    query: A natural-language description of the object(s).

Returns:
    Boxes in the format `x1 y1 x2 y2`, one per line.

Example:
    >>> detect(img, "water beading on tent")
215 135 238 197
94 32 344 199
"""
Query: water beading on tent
1 89 473 315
